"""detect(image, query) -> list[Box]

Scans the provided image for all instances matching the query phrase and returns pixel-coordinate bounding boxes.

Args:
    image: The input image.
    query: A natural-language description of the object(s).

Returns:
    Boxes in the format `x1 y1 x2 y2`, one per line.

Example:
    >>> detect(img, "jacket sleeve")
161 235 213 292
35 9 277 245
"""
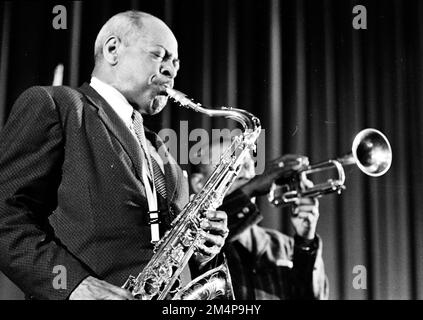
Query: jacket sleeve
290 234 329 300
218 188 262 242
0 86 91 299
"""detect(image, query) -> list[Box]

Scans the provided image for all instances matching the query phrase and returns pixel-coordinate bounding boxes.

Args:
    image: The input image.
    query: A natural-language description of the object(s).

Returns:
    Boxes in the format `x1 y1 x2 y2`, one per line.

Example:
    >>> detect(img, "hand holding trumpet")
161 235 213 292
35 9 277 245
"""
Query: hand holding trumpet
238 153 320 240
239 154 310 197
290 179 319 240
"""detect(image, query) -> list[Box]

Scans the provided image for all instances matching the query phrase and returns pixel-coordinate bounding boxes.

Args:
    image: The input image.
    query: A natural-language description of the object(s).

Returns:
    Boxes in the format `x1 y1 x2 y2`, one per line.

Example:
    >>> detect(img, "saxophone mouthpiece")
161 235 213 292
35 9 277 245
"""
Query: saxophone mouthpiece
165 88 200 111
164 87 176 96
165 88 186 101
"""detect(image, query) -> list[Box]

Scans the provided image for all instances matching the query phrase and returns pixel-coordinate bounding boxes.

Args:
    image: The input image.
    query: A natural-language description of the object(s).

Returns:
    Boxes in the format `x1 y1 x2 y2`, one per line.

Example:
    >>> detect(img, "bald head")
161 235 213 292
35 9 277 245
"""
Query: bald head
94 11 170 65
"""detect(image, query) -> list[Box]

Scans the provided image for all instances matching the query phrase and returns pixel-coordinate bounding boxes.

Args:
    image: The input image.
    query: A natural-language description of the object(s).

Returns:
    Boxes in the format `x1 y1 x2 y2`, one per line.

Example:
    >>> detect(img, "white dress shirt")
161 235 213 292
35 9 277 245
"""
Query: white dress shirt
89 77 164 173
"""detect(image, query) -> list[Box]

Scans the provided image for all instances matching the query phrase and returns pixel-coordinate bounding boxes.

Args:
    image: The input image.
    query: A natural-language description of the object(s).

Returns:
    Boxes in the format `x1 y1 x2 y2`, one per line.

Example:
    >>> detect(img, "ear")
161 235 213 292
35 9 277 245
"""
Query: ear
102 36 120 65
190 173 205 194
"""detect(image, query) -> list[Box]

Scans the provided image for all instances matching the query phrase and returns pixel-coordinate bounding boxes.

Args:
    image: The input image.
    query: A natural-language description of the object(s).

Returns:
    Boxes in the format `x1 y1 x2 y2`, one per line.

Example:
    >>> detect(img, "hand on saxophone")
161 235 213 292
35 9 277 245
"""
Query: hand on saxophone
192 209 229 269
69 276 134 300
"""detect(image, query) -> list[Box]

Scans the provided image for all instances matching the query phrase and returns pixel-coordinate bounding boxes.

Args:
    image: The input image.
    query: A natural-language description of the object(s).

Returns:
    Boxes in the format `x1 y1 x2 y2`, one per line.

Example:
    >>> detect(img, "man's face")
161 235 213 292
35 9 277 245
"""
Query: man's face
115 17 179 114
228 151 256 194
202 144 256 195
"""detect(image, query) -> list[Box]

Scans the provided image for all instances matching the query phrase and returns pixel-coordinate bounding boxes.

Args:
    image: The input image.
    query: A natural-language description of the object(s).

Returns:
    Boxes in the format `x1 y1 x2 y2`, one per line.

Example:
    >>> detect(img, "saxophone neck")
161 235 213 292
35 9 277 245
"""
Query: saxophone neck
165 88 261 134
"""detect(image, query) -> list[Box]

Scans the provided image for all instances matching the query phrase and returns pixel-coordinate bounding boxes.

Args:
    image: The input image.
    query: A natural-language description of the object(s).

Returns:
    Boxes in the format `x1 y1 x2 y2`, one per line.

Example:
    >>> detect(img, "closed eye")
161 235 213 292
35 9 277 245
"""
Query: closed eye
148 46 180 72
151 52 165 61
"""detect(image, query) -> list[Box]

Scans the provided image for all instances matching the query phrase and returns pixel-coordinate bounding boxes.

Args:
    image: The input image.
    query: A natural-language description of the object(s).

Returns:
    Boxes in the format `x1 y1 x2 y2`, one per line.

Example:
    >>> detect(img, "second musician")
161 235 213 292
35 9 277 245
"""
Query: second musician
190 140 329 300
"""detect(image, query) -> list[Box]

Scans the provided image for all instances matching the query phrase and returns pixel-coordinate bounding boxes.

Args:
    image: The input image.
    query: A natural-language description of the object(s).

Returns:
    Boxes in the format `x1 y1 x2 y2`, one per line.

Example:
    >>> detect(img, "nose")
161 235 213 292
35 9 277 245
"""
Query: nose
239 160 256 179
160 60 177 79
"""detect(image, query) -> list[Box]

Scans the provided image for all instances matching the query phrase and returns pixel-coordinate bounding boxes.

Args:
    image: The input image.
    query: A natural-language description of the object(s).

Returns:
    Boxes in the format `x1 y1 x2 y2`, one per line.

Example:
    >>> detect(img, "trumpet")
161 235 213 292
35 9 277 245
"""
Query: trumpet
268 128 392 206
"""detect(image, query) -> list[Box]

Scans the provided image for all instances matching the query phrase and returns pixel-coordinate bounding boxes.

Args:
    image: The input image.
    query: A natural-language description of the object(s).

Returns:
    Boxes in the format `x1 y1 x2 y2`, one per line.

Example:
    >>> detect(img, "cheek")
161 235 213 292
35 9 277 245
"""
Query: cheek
123 58 157 83
139 57 160 74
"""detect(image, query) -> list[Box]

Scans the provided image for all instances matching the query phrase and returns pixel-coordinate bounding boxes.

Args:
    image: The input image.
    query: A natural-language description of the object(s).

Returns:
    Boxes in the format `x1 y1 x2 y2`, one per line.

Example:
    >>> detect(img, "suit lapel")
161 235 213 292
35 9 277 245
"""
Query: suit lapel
77 83 182 206
77 83 145 180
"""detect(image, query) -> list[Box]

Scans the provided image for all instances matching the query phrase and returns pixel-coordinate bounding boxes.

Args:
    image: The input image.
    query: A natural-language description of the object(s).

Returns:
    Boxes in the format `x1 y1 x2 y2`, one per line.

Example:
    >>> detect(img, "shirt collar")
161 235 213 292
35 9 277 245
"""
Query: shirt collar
90 76 134 128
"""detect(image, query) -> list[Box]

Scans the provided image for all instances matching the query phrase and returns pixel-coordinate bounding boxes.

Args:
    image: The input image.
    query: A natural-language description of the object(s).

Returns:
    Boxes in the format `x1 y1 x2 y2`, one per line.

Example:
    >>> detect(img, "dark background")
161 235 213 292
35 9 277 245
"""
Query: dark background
0 0 422 299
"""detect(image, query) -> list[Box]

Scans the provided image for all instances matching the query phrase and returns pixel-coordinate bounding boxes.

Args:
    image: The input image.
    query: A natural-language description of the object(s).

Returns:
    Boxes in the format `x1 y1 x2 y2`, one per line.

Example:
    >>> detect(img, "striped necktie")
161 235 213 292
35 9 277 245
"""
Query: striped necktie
150 155 167 200
132 110 167 200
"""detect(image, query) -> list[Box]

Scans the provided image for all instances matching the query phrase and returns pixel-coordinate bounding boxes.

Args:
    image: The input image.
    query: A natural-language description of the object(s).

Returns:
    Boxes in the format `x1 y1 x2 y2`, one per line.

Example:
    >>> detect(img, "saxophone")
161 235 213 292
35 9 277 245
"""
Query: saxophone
122 88 262 300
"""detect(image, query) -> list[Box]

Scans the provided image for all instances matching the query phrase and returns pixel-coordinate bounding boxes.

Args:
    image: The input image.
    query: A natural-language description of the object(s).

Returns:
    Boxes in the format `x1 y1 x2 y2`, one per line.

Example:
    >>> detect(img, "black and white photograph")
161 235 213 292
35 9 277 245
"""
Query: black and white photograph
0 0 422 307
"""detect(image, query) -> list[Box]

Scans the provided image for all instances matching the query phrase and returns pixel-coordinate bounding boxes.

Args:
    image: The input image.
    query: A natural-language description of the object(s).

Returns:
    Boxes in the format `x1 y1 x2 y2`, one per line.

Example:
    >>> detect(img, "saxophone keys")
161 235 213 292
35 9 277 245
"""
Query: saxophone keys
122 275 136 291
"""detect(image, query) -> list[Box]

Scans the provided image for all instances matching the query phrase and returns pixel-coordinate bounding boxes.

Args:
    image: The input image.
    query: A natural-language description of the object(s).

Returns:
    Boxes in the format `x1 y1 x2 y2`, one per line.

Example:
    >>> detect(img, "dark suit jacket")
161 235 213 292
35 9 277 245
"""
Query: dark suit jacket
0 83 189 299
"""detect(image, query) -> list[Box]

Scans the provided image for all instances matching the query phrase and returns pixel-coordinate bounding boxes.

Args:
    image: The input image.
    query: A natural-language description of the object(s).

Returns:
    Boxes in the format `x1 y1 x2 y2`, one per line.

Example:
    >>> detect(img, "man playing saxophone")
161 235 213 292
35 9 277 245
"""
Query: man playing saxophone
190 140 329 299
0 11 229 300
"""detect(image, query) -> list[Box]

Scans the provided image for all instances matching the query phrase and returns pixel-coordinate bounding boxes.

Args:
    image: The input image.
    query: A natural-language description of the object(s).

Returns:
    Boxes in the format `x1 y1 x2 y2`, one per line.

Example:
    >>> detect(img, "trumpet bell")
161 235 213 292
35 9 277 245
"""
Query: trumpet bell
348 128 392 177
